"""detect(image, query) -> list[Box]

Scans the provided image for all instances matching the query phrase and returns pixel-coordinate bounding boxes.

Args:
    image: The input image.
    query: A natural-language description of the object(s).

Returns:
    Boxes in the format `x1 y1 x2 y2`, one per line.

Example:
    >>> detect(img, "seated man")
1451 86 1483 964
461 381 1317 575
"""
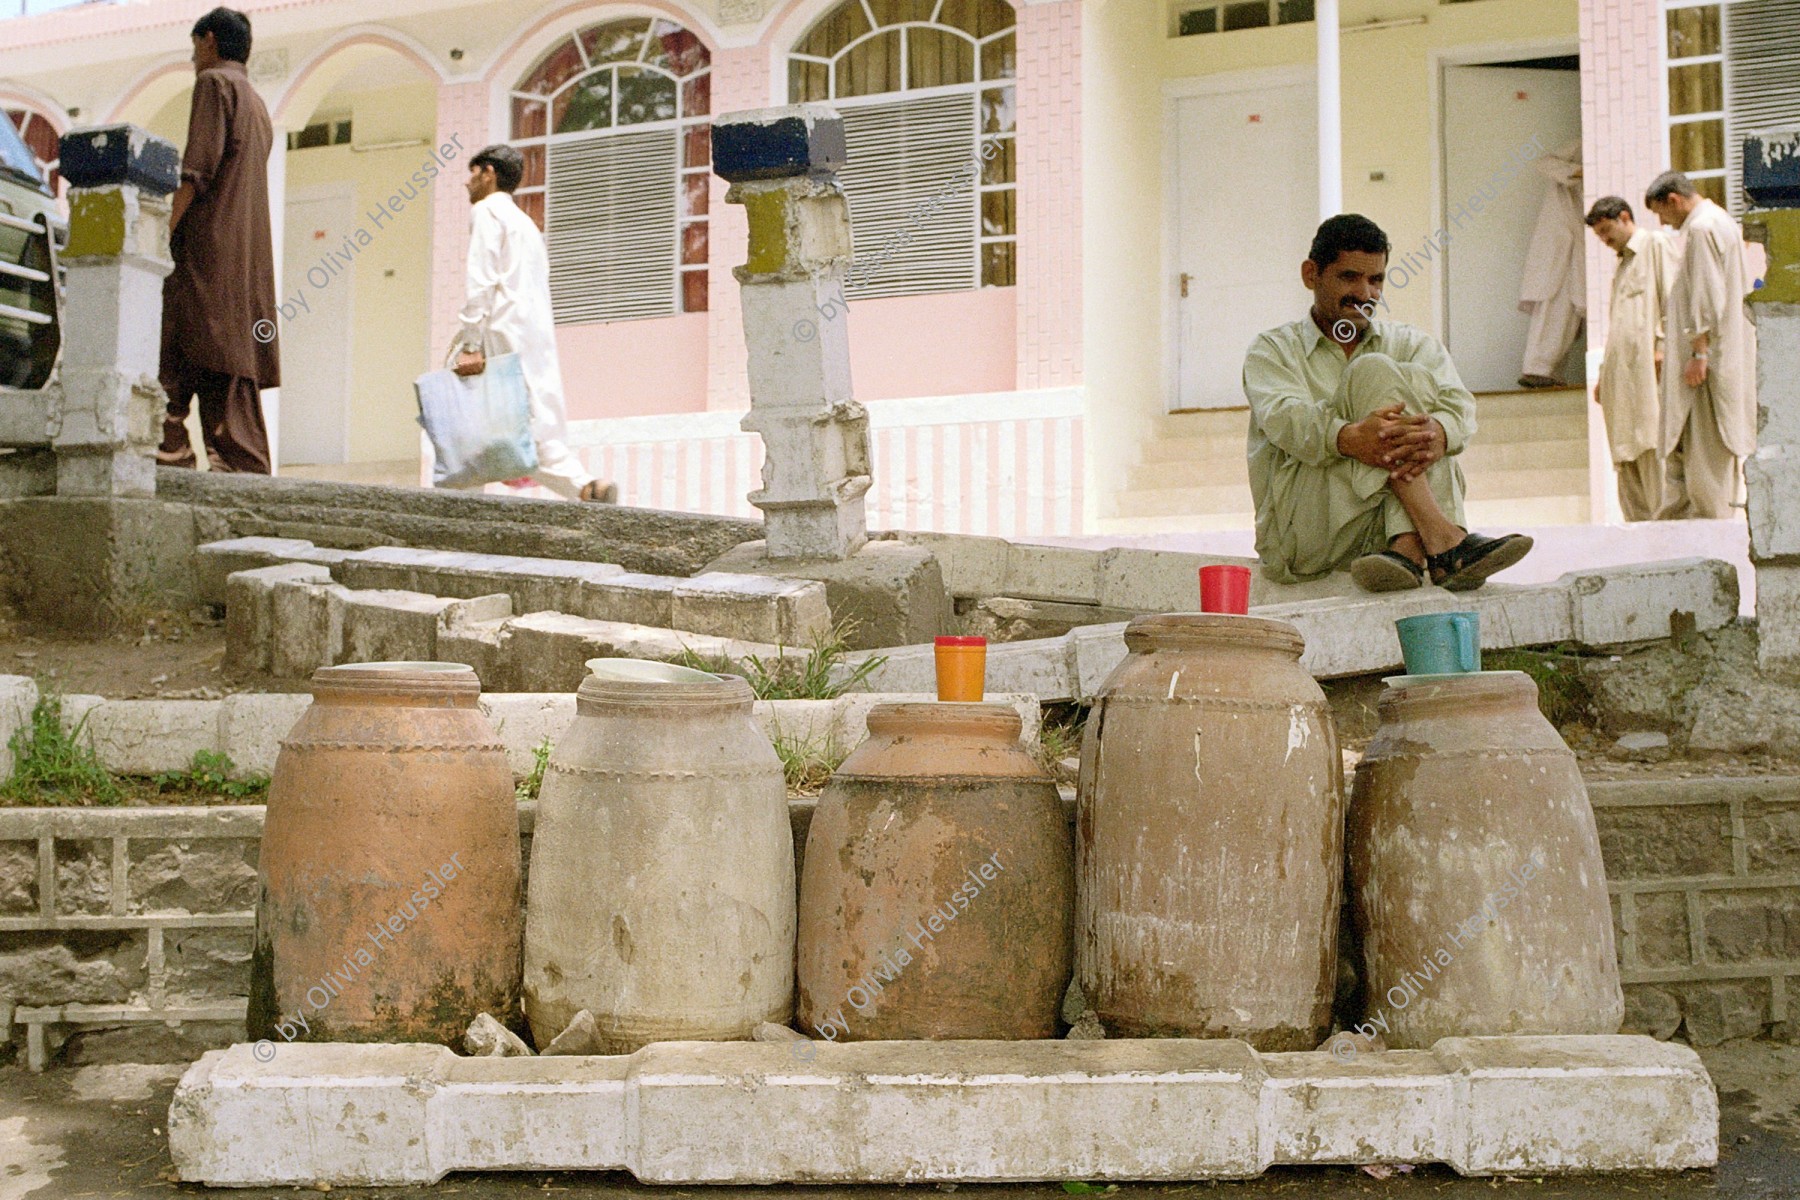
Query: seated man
1242 214 1533 592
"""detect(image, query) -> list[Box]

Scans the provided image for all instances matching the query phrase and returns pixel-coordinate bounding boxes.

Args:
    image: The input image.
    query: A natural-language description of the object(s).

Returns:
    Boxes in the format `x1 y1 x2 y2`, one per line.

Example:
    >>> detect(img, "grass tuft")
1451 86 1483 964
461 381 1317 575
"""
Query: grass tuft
677 620 886 702
153 750 269 800
1481 645 1594 729
2 691 121 806
515 737 552 803
770 728 846 795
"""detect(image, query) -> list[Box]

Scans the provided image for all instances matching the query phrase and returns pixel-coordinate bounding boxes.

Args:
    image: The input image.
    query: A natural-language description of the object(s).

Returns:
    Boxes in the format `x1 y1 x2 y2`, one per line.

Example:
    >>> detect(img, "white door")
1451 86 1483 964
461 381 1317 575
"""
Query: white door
1442 64 1584 392
1171 79 1318 411
279 188 354 465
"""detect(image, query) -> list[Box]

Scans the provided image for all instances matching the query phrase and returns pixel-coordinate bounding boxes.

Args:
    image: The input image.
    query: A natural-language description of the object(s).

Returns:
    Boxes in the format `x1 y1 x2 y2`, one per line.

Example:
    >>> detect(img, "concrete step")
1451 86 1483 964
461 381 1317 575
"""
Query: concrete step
1129 436 1588 493
168 1036 1717 1185
1115 484 1255 520
1462 466 1591 502
1459 437 1590 472
1465 495 1592 527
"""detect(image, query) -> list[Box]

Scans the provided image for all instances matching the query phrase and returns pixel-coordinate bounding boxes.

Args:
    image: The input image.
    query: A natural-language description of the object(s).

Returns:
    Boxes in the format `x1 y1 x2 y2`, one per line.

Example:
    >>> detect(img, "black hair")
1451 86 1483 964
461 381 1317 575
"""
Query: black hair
1645 171 1697 206
191 8 252 63
1584 196 1633 226
1307 214 1390 271
470 144 524 193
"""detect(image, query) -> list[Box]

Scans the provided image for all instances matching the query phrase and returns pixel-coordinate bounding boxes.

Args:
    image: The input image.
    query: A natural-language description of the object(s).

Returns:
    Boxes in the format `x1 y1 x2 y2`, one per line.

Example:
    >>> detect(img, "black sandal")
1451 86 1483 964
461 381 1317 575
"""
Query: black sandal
1427 533 1534 592
1350 550 1426 593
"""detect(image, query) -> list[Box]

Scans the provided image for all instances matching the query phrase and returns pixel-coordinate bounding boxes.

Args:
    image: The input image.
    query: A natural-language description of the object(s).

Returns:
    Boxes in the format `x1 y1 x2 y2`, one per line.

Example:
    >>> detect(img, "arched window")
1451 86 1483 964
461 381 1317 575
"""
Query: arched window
4 107 61 198
788 0 1015 295
511 18 711 321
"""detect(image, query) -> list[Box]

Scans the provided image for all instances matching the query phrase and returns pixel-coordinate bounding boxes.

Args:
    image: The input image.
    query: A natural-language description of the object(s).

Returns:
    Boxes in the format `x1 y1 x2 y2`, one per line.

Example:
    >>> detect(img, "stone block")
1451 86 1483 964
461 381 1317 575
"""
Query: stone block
495 612 784 694
480 694 578 777
1434 1036 1718 1175
1593 802 1733 879
436 618 508 690
671 572 831 645
1092 549 1351 613
1699 888 1800 963
79 700 219 775
162 928 255 1004
1632 891 1692 968
218 694 312 776
54 449 156 499
1754 561 1800 678
1745 447 1800 560
1622 985 1682 1040
1003 543 1101 604
578 573 679 627
1070 623 1130 699
844 636 1077 702
0 839 37 914
339 546 622 615
55 837 111 913
0 675 38 785
881 532 1009 598
195 537 348 605
0 448 55 499
1745 796 1800 873
958 597 1141 642
705 539 951 650
268 579 353 681
1752 304 1800 443
339 590 457 665
1687 672 1800 757
224 562 333 676
1567 559 1738 648
127 836 259 915
167 1035 1717 1186
1677 980 1769 1046
0 930 148 1007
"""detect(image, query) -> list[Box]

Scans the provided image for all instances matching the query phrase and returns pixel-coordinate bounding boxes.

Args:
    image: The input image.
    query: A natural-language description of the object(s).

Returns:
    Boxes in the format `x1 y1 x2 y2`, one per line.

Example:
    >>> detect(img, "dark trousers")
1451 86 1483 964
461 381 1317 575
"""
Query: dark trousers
157 357 272 474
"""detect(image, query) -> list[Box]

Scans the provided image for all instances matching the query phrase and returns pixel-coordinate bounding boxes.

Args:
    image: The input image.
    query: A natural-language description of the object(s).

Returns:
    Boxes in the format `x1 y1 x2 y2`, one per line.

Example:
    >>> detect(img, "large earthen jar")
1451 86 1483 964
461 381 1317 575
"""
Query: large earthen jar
523 660 794 1052
1076 613 1342 1050
797 702 1072 1040
1348 670 1624 1047
249 662 522 1045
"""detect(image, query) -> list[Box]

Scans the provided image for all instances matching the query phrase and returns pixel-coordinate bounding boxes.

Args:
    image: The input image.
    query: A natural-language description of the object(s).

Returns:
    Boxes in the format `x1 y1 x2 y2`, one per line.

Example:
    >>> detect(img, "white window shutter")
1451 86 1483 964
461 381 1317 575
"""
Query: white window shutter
546 128 680 323
1725 0 1800 216
837 93 979 300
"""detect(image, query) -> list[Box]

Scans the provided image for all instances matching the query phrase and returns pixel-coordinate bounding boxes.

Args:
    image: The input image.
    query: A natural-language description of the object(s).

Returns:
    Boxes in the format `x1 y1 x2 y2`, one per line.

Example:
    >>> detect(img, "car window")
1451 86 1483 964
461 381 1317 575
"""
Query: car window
0 117 47 192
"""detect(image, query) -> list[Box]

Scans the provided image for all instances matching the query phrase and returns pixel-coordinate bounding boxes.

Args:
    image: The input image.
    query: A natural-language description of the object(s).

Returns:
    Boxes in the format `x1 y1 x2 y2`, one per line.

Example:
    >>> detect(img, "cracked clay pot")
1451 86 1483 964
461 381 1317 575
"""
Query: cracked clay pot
1076 613 1344 1049
248 662 522 1046
1347 670 1623 1047
522 659 794 1053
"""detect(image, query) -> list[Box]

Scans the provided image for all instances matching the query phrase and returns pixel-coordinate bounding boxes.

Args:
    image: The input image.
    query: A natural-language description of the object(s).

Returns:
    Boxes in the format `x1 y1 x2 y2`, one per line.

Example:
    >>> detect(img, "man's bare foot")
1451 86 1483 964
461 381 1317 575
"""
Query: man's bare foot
580 480 618 503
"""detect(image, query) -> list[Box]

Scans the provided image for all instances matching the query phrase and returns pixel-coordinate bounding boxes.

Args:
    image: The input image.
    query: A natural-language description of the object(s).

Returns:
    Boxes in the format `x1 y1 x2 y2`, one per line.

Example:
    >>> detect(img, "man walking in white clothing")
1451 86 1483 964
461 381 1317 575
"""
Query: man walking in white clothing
455 144 615 503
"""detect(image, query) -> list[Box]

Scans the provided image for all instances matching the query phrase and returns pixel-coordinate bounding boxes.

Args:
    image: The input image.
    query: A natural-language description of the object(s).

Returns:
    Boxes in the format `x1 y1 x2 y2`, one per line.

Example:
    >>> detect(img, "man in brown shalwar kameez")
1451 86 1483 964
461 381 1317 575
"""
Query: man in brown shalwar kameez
157 7 278 474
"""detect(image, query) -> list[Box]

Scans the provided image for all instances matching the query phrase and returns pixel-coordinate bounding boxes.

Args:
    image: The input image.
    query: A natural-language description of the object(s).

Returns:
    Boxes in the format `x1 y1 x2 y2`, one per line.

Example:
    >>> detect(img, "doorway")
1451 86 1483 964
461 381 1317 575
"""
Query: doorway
1168 73 1318 412
1441 57 1584 392
279 185 355 465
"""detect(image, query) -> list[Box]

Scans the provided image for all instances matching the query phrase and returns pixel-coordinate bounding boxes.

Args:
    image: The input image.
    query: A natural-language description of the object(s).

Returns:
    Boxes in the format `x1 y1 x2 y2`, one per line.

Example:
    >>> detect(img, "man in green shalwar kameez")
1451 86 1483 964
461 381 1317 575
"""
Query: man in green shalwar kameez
1242 215 1533 592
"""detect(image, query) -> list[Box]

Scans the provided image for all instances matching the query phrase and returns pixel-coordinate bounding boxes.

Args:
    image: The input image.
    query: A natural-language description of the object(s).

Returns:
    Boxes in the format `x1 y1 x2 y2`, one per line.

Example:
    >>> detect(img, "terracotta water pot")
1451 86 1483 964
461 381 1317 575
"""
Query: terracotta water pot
523 660 794 1052
1076 613 1343 1049
248 662 522 1045
1348 670 1624 1047
797 701 1072 1040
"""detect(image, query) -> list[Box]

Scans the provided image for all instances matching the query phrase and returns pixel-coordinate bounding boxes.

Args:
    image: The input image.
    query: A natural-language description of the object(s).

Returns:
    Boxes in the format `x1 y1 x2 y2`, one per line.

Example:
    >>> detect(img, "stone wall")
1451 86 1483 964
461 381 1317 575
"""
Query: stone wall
5 776 1795 1067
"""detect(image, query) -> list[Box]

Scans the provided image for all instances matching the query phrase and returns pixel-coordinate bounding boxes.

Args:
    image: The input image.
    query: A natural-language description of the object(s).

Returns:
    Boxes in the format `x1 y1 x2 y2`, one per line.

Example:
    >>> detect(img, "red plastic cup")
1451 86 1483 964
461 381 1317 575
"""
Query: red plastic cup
1199 564 1252 615
934 636 988 702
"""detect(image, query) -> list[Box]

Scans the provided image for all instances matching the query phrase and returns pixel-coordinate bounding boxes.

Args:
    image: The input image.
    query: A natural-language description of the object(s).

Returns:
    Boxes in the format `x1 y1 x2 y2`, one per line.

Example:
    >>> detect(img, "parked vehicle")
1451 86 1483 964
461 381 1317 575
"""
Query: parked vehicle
0 116 63 390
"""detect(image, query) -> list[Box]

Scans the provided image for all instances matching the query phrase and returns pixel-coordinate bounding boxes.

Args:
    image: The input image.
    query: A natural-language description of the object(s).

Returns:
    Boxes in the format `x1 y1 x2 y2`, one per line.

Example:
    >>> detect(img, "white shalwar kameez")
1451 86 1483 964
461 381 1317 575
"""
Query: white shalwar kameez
458 191 594 500
1517 139 1587 380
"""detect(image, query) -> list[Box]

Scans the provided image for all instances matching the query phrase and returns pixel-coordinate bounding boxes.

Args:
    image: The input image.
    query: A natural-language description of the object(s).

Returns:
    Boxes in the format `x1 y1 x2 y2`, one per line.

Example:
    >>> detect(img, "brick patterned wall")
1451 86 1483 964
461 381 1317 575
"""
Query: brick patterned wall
1578 0 1668 352
1592 778 1800 1046
1014 0 1082 389
428 81 493 369
705 45 768 412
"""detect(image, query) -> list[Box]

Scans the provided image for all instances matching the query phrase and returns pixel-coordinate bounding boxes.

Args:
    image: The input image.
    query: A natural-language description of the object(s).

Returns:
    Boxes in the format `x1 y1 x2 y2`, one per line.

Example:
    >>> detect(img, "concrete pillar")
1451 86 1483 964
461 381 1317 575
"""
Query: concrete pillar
713 105 871 562
1315 0 1341 221
52 124 178 498
1742 132 1800 675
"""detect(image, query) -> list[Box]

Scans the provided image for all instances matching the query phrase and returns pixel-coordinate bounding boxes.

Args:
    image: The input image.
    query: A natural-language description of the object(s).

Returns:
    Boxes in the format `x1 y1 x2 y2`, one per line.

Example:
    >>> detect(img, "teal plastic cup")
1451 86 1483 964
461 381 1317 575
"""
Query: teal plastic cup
1394 611 1480 677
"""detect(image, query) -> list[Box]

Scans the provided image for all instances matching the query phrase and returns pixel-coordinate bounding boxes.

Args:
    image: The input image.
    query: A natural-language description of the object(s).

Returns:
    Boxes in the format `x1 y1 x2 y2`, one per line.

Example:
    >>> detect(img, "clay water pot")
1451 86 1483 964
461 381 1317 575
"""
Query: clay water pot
1347 670 1624 1047
248 662 522 1045
797 702 1072 1040
1076 613 1343 1049
523 660 794 1052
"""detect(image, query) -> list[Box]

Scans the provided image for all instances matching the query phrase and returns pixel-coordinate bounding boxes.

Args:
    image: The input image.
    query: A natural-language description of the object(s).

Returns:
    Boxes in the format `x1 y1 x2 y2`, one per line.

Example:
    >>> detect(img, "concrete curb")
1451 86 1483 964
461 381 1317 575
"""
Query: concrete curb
167 1035 1717 1185
844 558 1741 699
0 678 1040 778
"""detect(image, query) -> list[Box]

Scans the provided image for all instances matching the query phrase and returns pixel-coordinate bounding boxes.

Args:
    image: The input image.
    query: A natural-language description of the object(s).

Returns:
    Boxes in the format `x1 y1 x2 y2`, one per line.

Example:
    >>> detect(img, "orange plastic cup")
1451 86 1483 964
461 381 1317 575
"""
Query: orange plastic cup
934 636 988 702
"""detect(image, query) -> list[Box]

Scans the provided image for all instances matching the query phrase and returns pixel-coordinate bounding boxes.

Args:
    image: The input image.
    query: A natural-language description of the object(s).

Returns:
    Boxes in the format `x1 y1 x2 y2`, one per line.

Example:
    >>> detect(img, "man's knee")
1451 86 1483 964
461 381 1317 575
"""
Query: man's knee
1337 354 1433 422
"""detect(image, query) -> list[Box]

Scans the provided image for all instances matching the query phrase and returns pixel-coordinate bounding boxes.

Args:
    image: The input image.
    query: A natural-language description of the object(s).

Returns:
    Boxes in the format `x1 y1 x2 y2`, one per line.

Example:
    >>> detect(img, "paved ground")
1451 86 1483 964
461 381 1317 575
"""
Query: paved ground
2 1041 1796 1200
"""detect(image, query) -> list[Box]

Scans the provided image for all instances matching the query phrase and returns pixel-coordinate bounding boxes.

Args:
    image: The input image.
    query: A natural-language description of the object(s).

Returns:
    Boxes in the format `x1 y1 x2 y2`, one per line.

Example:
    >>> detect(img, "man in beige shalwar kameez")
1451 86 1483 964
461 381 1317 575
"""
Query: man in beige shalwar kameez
1645 171 1757 519
1585 197 1674 521
1244 215 1533 593
1517 138 1587 389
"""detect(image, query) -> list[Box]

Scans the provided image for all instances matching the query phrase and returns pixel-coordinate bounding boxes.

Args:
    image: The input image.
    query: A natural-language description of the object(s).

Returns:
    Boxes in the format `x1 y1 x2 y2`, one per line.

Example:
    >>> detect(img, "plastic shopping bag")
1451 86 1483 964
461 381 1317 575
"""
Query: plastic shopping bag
414 352 539 488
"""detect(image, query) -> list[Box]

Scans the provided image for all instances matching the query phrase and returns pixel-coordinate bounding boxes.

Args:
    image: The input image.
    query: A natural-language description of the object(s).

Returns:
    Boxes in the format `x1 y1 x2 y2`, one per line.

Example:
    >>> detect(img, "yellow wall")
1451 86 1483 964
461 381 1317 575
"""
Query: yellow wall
1082 0 1577 524
284 82 436 463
